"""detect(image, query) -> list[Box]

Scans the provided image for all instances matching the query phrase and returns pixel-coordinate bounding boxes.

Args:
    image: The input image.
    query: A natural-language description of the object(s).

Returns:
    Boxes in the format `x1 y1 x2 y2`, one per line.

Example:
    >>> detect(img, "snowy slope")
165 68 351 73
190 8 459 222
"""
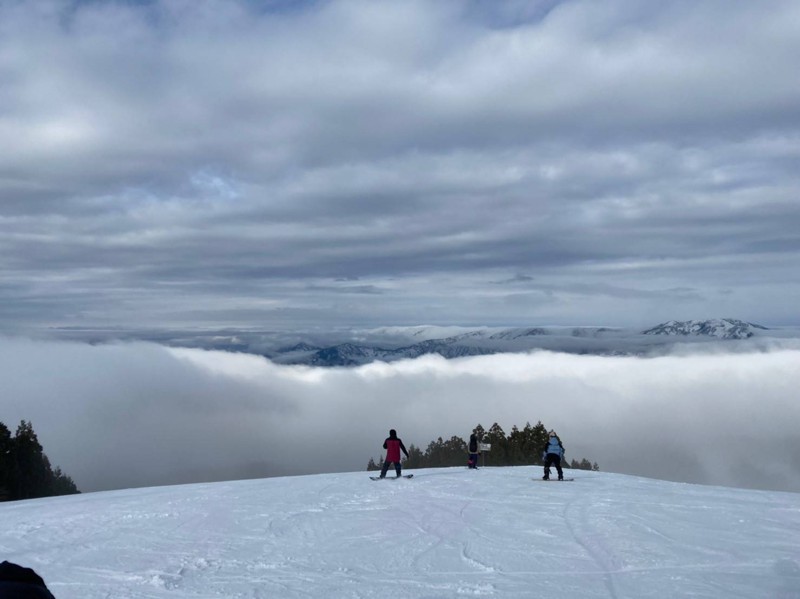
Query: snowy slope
2 467 799 599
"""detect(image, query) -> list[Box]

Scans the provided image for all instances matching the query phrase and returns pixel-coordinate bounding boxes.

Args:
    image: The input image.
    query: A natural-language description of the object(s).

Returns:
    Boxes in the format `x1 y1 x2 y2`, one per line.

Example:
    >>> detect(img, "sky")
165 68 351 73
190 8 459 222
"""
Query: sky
2 335 799 493
2 467 800 598
1 0 800 333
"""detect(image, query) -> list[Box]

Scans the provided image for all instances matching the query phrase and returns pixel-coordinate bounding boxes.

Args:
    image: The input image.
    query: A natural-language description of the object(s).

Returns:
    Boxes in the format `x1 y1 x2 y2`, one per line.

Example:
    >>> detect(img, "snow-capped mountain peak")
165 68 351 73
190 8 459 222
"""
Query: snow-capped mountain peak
641 318 768 339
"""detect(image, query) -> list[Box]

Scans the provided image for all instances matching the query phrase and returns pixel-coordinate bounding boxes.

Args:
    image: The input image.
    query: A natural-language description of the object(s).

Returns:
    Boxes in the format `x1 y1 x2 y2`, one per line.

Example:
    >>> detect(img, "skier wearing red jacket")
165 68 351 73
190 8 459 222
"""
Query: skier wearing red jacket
379 429 409 479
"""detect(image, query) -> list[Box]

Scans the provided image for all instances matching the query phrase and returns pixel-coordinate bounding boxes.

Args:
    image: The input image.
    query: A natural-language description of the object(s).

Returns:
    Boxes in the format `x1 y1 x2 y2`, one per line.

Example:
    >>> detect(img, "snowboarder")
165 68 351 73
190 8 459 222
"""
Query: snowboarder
379 429 409 479
541 430 565 481
468 433 480 469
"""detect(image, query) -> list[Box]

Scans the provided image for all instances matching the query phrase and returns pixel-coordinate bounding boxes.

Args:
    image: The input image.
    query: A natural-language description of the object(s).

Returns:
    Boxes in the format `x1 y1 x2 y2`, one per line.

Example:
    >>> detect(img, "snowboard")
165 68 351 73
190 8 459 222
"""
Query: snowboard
370 474 414 480
532 477 574 482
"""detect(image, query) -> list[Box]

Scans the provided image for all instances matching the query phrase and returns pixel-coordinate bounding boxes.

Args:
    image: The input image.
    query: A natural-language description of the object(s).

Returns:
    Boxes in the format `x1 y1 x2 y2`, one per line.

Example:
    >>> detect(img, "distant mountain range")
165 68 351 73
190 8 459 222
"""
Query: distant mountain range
50 318 798 367
642 318 768 339
263 318 789 367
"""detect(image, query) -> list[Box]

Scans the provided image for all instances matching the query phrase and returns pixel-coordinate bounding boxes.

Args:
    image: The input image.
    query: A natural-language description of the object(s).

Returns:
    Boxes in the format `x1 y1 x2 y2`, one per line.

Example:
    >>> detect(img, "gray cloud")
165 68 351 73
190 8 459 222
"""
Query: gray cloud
1 0 800 332
2 337 799 494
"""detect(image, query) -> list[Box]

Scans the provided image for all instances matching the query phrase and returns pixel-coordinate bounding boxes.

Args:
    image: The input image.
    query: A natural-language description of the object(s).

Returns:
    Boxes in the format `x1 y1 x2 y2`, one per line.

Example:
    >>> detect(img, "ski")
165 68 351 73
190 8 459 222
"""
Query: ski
370 474 414 480
532 478 574 482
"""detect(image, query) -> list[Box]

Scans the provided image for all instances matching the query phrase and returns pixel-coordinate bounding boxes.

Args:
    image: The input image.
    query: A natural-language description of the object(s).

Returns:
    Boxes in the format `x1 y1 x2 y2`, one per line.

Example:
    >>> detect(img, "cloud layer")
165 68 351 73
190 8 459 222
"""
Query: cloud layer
1 0 800 330
3 337 799 493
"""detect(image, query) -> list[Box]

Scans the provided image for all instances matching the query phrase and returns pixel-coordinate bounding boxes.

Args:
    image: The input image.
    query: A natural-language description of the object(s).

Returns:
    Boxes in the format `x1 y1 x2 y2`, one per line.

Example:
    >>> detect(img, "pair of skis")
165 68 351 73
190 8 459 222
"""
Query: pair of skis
369 474 414 480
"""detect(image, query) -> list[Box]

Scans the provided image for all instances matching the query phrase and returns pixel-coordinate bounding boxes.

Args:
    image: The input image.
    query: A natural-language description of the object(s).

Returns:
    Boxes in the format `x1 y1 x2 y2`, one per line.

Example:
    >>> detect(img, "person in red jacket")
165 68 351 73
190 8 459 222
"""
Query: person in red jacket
380 429 409 479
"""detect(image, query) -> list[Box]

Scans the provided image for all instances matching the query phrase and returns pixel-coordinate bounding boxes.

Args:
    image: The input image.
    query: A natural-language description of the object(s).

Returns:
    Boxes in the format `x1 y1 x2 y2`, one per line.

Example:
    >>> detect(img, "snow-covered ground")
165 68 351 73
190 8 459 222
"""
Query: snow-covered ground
2 467 799 598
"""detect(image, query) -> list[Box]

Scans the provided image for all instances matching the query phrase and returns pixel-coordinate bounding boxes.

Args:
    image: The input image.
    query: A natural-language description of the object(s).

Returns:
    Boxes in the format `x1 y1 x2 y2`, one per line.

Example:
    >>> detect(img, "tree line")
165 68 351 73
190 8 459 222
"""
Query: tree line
368 421 599 472
0 420 80 501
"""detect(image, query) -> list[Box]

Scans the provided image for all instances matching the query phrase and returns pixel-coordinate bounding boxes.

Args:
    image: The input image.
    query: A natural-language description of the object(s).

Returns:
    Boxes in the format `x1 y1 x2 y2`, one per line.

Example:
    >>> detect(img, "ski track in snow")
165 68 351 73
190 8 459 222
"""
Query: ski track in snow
1 467 800 598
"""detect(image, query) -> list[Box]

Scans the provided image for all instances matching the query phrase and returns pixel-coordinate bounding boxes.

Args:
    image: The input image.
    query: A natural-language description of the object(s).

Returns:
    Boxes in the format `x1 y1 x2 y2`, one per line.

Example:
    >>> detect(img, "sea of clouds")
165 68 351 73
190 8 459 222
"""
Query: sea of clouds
2 336 799 493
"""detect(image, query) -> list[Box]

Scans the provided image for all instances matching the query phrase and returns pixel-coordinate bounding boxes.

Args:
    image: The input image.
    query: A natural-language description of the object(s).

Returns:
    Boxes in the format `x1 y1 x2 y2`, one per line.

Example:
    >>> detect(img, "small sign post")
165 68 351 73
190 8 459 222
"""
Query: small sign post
479 442 491 468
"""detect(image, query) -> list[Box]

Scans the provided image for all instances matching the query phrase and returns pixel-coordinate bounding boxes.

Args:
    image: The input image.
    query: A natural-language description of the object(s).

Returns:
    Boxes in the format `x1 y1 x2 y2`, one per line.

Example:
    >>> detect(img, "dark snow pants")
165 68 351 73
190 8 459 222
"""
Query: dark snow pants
380 460 401 478
544 453 563 480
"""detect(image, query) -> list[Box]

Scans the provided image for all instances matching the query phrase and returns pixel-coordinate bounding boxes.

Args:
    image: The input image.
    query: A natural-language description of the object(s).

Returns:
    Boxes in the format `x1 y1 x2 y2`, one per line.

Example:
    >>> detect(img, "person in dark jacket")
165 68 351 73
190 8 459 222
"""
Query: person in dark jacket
380 429 409 478
0 561 56 599
541 430 565 481
468 433 480 469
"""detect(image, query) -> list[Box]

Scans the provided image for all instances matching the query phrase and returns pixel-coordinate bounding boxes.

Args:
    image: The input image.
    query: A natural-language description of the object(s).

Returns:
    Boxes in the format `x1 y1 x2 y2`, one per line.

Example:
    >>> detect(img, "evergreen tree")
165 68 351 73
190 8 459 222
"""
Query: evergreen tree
507 425 525 465
421 436 460 467
530 421 549 464
507 421 540 465
365 421 599 473
483 423 508 465
1 420 79 501
424 437 447 466
440 435 468 467
403 444 426 469
573 458 594 471
0 422 11 500
10 420 50 499
50 467 79 496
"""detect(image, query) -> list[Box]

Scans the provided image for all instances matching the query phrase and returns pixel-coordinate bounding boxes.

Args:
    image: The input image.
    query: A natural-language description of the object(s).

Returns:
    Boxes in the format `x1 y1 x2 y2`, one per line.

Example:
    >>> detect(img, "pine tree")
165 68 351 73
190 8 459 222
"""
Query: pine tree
364 420 598 473
50 467 79 496
507 425 525 465
0 422 11 500
484 423 508 464
424 437 447 466
1 420 79 501
11 420 50 499
440 435 468 467
403 444 425 469
530 421 549 465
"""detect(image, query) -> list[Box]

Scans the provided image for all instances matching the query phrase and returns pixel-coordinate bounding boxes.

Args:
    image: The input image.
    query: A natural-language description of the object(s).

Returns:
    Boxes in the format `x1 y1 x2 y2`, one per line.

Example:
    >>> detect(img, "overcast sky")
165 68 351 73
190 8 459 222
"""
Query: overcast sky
1 0 799 333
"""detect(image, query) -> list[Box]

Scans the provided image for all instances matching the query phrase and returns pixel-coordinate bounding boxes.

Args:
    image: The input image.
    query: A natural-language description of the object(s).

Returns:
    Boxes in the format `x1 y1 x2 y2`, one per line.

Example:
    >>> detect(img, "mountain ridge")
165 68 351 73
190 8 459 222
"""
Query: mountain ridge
269 318 779 366
46 318 798 367
642 318 768 339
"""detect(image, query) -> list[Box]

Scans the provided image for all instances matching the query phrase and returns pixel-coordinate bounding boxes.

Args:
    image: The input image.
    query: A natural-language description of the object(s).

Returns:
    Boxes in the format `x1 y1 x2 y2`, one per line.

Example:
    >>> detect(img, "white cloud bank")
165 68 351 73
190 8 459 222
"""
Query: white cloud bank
1 337 799 493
